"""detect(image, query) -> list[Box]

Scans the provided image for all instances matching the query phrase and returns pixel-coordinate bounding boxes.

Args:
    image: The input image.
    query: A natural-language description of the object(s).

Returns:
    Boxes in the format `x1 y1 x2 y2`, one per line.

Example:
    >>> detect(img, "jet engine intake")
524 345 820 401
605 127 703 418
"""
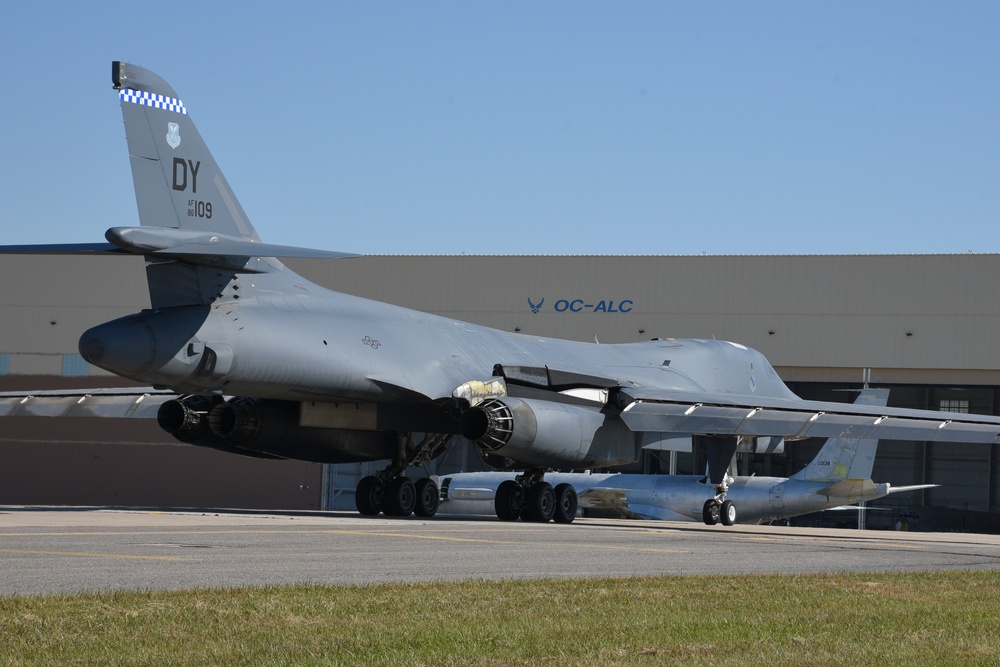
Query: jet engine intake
459 397 633 468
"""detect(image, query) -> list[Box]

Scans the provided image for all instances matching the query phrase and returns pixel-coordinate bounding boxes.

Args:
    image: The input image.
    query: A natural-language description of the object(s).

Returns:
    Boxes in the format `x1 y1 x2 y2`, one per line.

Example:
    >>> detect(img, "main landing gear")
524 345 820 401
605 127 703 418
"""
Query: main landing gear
494 470 578 524
356 474 440 518
354 433 449 519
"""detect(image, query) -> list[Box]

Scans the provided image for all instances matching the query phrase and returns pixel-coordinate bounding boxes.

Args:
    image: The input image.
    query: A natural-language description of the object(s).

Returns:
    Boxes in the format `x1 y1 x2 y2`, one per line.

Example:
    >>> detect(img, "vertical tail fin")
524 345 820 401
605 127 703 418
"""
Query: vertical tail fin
109 62 355 310
112 61 260 241
791 388 889 482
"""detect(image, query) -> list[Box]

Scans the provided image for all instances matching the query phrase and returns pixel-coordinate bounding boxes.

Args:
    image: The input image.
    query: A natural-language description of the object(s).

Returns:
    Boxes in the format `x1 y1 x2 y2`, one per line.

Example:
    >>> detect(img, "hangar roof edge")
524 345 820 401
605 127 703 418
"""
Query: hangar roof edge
354 253 999 259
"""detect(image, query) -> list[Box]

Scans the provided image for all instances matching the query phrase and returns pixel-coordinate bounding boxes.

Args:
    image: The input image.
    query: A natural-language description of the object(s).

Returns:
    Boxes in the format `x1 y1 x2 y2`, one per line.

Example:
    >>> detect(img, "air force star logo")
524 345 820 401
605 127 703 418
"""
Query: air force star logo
528 297 544 314
166 122 181 149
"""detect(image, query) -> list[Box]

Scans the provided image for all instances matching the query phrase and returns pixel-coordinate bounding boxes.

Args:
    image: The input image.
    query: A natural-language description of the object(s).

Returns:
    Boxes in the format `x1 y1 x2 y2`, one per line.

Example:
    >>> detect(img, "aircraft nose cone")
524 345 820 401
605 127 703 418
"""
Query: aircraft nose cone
78 316 157 376
77 328 105 364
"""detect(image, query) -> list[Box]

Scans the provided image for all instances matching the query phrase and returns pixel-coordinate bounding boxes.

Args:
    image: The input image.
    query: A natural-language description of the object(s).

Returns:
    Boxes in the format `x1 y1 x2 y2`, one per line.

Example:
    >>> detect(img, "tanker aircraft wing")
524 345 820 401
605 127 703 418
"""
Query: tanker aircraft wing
2 62 999 526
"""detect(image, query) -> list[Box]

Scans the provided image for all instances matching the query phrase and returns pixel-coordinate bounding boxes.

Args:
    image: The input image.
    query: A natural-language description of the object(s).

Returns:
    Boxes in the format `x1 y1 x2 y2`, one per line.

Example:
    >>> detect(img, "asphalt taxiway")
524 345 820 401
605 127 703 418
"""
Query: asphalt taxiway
2 508 999 596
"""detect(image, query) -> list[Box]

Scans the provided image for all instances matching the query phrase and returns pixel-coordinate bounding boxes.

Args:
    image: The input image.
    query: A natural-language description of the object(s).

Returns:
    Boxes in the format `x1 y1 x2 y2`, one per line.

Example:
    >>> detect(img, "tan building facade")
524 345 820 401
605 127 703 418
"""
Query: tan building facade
1 253 997 528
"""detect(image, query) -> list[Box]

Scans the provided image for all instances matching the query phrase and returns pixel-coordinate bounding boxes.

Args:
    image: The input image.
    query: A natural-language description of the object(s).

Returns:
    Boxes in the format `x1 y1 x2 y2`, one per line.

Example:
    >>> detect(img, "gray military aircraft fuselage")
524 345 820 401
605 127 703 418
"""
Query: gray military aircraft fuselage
6 62 1000 526
82 275 789 414
80 277 791 471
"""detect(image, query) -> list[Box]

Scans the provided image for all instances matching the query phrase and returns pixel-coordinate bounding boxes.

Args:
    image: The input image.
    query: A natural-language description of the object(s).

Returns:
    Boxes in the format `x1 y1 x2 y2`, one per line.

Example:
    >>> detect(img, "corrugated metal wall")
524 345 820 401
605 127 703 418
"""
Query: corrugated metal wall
3 253 996 375
0 377 323 509
288 253 1000 379
0 253 997 521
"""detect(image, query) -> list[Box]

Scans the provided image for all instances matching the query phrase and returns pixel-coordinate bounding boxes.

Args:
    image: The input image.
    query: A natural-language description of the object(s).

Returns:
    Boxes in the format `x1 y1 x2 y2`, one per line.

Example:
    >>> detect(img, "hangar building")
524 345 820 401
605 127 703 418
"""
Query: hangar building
1 252 998 531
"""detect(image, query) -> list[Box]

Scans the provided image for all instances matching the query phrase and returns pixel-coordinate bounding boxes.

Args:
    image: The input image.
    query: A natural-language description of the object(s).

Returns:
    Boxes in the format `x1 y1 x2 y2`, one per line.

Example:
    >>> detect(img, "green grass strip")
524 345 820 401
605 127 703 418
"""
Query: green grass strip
1 570 998 666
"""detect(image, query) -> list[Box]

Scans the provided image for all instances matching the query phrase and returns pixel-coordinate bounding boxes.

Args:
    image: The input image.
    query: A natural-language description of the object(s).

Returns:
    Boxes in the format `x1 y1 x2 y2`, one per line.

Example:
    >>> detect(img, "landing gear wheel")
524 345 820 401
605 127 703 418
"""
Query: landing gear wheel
356 476 384 516
523 482 556 523
495 480 524 521
552 483 578 524
414 478 439 518
720 500 737 526
384 477 416 517
702 499 721 526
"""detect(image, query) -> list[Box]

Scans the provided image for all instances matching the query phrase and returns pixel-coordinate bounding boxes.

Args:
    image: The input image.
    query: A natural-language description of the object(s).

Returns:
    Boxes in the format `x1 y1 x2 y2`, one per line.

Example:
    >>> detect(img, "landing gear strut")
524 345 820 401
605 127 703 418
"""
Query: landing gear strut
493 470 578 524
354 433 449 518
701 436 739 526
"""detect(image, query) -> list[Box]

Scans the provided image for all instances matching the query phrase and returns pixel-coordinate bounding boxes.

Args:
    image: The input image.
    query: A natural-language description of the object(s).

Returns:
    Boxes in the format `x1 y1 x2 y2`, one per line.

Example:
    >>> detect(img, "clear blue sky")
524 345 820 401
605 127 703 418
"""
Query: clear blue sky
1 2 997 255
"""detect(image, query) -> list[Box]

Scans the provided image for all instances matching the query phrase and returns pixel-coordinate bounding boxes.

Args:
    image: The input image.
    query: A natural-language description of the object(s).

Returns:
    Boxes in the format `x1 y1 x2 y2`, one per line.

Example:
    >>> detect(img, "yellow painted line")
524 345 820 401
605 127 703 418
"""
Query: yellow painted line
0 529 535 538
0 531 248 537
745 536 928 550
0 528 687 555
0 527 550 537
311 529 689 554
0 549 195 562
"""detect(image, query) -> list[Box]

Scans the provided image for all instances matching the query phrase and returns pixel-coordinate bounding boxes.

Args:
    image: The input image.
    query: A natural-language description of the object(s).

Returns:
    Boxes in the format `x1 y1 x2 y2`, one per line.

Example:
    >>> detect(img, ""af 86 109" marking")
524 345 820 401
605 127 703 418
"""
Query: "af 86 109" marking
187 199 212 219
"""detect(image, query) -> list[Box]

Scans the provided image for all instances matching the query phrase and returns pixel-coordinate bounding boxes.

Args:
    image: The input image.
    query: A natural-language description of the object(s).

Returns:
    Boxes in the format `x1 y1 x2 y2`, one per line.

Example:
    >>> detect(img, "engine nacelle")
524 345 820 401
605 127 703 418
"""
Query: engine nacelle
157 395 284 459
208 397 396 464
158 394 223 443
459 397 634 468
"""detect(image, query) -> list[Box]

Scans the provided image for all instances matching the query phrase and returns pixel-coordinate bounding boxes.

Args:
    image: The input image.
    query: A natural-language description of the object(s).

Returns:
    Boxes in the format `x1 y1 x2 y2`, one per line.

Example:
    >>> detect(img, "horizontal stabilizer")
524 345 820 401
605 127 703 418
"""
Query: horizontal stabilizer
814 479 880 498
887 484 940 495
101 226 360 260
0 243 123 255
0 238 359 260
149 241 359 259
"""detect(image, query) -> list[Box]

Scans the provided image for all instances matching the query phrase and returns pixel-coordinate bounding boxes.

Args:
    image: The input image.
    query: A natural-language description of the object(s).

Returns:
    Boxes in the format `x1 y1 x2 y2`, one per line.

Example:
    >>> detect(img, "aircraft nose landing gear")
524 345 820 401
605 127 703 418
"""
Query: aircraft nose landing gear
703 498 737 526
701 436 739 526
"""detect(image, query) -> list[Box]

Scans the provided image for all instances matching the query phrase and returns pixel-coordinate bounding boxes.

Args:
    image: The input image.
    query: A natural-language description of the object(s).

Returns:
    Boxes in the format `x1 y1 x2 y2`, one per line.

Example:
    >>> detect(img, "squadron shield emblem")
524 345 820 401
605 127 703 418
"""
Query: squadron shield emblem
165 122 181 149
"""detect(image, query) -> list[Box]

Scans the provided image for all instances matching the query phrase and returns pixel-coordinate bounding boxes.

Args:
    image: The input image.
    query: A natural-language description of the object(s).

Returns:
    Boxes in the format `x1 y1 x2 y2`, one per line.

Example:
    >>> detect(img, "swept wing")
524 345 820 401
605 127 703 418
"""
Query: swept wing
619 387 1000 444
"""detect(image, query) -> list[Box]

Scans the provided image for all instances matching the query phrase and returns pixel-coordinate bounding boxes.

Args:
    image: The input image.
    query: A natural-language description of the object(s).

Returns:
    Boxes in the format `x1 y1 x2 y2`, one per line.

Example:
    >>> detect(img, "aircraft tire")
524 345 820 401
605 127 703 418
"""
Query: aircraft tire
356 476 384 516
414 478 439 517
523 482 556 523
720 500 737 526
552 483 577 524
702 499 720 526
495 480 524 521
384 477 416 517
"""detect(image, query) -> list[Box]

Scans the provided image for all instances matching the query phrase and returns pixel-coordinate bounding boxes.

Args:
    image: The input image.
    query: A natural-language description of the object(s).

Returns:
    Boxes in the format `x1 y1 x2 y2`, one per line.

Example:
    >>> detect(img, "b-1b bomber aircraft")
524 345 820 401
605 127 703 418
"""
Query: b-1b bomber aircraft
3 62 1000 526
